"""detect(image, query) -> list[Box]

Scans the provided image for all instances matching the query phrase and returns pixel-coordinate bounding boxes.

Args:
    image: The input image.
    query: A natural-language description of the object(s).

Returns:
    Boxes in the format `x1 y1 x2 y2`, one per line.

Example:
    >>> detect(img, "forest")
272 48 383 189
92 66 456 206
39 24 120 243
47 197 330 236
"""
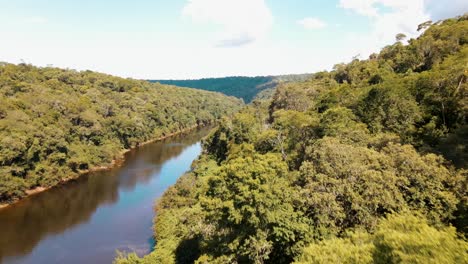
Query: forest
116 15 468 263
0 65 243 204
151 74 311 103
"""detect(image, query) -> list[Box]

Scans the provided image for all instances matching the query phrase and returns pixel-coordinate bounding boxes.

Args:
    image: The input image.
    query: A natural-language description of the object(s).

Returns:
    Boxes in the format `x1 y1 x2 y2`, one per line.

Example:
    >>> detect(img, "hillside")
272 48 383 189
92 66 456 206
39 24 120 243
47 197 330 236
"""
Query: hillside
150 74 311 103
0 64 244 203
117 15 468 264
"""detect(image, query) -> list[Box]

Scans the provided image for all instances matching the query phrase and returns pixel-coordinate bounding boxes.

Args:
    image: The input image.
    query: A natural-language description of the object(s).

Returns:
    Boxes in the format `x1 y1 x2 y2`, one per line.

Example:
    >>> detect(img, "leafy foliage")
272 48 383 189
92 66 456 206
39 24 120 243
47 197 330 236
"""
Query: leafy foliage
295 213 468 264
117 15 468 263
0 64 243 203
199 152 313 263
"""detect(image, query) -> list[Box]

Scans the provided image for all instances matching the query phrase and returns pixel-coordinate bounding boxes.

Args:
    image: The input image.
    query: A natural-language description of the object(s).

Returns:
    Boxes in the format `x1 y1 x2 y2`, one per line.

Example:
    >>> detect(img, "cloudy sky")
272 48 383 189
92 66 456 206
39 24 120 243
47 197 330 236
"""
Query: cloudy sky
0 0 466 79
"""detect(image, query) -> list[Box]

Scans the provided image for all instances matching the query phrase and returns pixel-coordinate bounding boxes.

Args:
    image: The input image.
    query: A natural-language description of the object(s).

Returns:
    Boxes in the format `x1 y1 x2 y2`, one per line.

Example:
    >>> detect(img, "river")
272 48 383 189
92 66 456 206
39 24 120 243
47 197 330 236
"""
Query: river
0 127 212 264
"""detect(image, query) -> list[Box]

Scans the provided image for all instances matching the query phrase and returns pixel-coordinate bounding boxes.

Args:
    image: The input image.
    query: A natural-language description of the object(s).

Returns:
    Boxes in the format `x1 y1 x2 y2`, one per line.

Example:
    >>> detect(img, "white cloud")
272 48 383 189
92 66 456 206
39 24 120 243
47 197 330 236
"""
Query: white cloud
215 33 255 48
338 0 427 17
338 0 379 17
338 0 429 32
298 17 327 30
182 0 273 47
338 0 430 59
425 0 468 20
25 16 48 24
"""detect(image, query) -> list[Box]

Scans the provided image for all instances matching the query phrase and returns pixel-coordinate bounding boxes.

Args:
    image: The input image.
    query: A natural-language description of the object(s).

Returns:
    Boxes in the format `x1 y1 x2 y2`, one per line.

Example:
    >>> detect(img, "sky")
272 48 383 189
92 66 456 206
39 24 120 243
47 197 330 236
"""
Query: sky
0 0 467 79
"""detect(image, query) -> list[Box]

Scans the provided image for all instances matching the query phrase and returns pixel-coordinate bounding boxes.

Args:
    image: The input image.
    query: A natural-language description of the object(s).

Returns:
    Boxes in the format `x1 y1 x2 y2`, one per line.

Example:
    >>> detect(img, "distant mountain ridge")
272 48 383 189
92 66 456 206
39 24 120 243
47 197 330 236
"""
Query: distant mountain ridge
150 74 312 103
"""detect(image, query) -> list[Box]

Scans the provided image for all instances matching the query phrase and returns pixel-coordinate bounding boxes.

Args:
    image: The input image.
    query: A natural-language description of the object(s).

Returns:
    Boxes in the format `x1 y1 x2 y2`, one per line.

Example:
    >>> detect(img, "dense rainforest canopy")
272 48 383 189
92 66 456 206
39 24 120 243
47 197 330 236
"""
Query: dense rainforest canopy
0 65 243 203
151 75 311 103
116 15 468 264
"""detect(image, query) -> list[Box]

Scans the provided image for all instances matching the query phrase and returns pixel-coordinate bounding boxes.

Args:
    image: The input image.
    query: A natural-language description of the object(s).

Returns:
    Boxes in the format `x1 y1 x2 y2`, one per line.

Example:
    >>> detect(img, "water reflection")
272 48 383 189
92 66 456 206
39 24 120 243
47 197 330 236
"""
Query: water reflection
0 127 212 264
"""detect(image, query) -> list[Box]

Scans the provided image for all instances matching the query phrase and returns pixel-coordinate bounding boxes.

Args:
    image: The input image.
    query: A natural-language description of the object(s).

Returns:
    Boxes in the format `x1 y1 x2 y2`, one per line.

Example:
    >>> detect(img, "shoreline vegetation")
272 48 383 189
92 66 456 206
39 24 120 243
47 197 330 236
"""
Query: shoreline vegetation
0 124 208 210
0 64 244 206
116 15 468 264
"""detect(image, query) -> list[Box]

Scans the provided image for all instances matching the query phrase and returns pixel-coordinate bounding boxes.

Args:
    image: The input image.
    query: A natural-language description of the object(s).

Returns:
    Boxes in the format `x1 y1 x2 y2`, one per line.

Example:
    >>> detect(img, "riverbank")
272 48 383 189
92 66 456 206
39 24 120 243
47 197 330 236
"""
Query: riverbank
0 124 212 210
0 126 213 264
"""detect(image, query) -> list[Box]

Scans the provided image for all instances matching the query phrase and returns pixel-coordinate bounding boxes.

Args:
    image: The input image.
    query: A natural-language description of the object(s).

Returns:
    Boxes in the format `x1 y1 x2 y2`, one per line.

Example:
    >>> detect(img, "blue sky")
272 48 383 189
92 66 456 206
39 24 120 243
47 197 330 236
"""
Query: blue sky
0 0 466 79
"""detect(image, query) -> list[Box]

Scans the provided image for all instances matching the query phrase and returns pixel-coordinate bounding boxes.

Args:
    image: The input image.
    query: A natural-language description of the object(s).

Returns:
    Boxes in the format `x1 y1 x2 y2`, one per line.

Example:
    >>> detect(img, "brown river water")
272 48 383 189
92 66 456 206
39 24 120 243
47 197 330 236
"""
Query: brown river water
0 127 212 264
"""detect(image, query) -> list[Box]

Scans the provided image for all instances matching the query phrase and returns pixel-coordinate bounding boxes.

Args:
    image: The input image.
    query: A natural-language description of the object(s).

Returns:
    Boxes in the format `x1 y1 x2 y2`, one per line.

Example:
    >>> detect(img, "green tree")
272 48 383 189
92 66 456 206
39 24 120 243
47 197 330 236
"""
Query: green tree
295 213 468 264
200 153 313 263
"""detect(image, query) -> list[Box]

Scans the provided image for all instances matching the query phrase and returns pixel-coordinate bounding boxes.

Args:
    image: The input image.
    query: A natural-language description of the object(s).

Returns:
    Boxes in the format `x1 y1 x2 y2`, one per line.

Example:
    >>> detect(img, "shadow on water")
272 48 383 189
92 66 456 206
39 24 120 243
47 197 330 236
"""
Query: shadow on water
0 127 213 263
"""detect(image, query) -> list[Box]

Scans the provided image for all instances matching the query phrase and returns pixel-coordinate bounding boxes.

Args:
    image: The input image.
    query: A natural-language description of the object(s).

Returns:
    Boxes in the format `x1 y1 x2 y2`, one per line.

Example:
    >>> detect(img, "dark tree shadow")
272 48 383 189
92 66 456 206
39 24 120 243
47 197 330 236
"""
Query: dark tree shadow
175 237 201 264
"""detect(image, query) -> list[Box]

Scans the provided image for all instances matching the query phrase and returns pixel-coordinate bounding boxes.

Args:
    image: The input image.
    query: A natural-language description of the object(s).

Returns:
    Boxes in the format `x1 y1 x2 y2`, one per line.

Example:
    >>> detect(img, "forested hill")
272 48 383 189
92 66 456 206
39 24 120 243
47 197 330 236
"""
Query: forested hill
117 15 468 264
0 64 244 203
150 74 311 103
